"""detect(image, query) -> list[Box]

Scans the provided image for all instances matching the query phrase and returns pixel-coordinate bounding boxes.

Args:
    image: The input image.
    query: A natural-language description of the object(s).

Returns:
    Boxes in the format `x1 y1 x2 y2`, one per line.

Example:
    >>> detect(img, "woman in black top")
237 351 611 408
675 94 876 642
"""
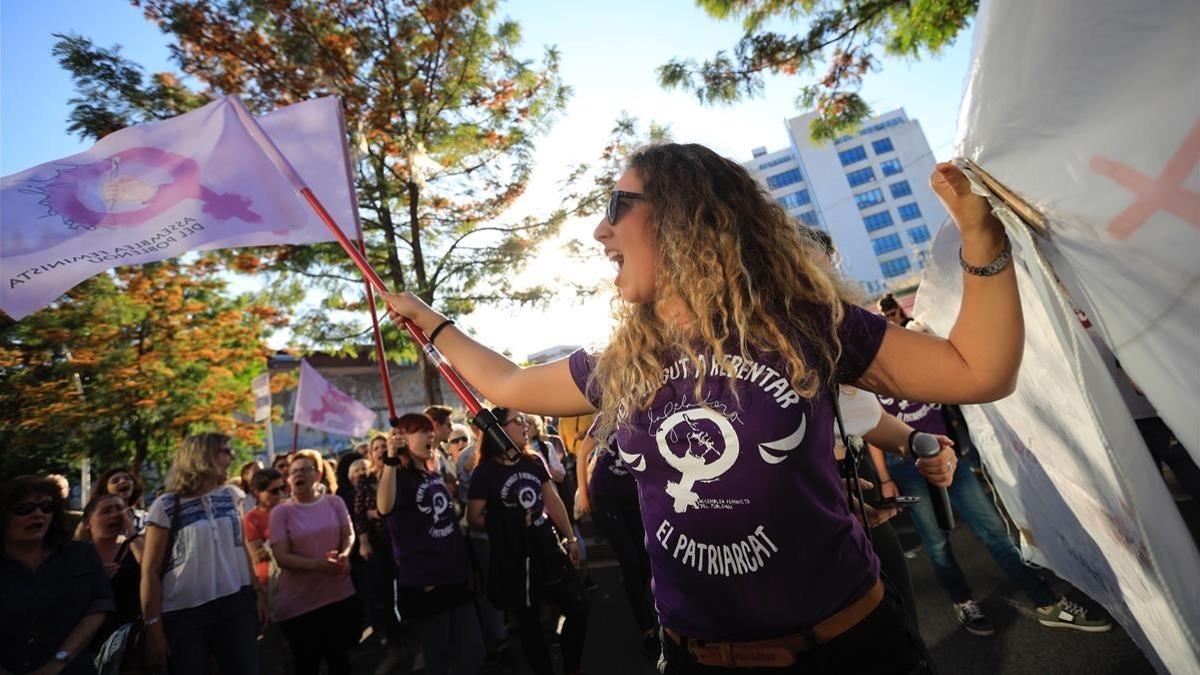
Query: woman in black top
1 476 114 675
467 407 589 675
76 492 143 649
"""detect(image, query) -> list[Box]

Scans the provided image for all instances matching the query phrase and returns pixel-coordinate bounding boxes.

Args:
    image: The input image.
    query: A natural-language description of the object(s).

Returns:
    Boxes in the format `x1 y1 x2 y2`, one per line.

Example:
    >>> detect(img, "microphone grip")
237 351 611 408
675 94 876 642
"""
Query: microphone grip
911 432 955 530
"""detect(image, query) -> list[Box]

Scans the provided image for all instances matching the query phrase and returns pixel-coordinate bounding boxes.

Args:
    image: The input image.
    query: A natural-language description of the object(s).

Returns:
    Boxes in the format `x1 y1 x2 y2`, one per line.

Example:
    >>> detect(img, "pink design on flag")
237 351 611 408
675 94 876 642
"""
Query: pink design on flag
1 96 358 321
294 360 376 438
1090 119 1200 240
34 146 262 230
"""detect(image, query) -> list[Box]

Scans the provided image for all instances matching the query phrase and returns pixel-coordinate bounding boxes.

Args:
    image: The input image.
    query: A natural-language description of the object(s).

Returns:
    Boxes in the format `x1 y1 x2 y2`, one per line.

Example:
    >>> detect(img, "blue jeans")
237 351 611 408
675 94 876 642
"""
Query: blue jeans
886 454 1056 607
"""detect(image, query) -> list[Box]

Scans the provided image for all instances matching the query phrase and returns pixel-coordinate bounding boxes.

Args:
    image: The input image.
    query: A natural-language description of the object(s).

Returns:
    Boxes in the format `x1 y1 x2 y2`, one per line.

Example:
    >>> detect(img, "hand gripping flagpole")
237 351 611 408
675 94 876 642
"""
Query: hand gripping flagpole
233 98 517 456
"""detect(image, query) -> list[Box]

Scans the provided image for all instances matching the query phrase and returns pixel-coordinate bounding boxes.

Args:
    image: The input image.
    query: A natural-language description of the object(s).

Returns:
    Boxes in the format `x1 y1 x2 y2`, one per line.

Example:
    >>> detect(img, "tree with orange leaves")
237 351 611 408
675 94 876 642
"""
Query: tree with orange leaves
52 0 638 403
0 261 283 477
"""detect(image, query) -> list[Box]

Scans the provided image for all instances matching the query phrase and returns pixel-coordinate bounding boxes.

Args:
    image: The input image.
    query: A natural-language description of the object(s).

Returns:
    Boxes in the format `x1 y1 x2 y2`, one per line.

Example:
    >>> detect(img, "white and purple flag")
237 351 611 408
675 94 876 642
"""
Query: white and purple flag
293 360 376 438
0 95 356 320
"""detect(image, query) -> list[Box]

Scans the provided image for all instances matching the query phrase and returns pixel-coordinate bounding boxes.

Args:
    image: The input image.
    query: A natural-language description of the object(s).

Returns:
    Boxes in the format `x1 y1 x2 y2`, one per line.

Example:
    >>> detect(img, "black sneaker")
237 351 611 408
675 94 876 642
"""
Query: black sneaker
954 600 996 636
1036 597 1113 632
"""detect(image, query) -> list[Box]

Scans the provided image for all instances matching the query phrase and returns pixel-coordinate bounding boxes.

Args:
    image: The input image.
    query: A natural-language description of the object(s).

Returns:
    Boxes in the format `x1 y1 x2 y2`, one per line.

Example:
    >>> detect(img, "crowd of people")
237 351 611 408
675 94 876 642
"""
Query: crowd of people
4 143 1189 675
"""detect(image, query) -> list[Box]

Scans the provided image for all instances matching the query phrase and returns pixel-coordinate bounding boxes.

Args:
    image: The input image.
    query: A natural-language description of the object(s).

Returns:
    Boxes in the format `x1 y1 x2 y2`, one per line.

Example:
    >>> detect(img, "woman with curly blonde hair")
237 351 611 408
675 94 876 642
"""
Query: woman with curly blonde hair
141 432 266 675
384 142 1021 673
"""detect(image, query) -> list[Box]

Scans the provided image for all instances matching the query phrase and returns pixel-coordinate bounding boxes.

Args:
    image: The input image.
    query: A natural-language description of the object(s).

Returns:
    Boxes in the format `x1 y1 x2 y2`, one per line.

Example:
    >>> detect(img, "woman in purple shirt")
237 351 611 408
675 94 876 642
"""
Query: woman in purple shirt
376 413 484 675
384 143 1022 673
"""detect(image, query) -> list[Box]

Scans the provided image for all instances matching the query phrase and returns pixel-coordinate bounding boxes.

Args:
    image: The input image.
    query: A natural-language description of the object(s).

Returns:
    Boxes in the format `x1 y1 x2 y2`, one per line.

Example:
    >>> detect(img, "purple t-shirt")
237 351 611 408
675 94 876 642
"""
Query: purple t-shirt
586 416 640 510
468 453 555 532
385 468 470 588
568 303 887 640
877 396 948 436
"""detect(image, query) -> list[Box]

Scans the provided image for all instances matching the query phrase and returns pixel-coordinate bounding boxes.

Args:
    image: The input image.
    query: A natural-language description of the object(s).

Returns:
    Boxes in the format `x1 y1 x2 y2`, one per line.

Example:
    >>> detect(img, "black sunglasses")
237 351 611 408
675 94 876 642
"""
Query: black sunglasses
14 500 55 516
606 190 645 225
267 486 287 495
449 436 468 444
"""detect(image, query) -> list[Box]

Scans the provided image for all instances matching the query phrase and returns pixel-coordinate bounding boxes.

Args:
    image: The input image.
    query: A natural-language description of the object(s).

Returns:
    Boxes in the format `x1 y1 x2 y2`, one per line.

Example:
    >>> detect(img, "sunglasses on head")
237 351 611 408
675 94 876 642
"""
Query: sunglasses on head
14 500 55 516
606 190 644 226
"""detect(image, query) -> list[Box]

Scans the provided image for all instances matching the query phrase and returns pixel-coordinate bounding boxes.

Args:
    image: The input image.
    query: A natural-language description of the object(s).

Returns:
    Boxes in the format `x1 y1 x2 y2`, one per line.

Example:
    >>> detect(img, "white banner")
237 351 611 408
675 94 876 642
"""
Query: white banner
293 360 376 438
1 96 355 320
916 187 1200 672
252 373 272 423
954 0 1200 460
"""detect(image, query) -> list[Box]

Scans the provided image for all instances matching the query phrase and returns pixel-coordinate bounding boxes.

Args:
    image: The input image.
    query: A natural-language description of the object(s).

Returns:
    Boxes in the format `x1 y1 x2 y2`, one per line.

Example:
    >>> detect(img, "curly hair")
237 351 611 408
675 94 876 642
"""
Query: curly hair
591 143 857 438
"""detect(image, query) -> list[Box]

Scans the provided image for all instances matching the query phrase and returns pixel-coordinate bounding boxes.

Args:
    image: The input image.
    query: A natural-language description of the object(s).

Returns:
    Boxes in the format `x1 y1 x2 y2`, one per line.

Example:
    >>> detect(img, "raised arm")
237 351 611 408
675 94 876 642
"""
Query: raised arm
382 296 595 416
857 163 1022 404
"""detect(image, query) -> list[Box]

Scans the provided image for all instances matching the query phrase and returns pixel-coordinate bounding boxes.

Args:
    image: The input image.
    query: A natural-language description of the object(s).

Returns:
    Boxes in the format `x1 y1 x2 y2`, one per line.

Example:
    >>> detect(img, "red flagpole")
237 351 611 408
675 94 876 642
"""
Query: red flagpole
298 188 485 418
335 103 398 426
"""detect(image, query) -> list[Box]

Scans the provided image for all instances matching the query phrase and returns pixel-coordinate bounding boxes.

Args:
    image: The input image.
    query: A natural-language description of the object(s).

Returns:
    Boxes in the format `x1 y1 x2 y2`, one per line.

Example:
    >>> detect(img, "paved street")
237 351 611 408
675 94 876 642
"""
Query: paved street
346 507 1161 674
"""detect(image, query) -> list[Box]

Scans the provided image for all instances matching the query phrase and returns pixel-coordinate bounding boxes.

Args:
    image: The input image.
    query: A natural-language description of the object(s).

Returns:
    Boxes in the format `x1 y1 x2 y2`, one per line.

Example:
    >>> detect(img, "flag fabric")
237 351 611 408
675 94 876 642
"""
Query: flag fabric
293 360 376 438
912 1 1200 669
1 96 355 320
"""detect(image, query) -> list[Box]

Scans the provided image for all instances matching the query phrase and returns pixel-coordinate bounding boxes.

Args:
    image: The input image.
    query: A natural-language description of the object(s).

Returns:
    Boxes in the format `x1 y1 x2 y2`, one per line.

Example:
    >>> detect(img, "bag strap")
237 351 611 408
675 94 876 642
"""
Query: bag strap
161 493 182 579
831 383 875 547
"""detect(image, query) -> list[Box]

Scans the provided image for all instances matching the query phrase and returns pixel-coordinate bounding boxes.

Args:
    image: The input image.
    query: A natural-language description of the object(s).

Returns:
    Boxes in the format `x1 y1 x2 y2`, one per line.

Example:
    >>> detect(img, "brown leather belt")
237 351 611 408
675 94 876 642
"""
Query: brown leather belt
663 578 884 668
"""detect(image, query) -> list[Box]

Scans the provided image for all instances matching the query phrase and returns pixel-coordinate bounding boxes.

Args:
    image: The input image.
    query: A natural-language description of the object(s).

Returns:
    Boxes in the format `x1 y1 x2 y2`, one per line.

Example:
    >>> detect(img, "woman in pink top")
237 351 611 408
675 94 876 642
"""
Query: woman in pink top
269 450 359 675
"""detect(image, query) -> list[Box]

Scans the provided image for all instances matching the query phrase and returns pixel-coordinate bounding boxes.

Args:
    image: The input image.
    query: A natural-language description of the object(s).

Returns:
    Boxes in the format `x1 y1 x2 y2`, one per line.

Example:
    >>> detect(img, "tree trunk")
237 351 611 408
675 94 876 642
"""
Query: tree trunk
420 358 443 406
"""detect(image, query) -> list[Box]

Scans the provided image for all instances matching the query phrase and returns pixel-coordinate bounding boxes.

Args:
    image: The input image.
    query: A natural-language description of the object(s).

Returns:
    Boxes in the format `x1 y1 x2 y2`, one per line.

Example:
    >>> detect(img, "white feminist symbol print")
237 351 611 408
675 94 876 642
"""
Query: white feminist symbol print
517 485 538 509
418 489 450 522
655 409 738 513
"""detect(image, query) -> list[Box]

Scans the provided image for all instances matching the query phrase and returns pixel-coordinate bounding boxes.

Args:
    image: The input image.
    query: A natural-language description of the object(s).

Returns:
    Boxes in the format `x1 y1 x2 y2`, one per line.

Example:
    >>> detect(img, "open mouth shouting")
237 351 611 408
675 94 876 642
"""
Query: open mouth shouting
606 248 624 279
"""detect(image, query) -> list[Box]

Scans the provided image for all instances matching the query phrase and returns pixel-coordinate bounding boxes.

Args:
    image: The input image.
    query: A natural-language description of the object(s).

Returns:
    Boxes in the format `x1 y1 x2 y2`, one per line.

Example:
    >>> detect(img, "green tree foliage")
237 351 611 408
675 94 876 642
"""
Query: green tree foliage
0 261 282 478
52 0 627 402
658 0 977 140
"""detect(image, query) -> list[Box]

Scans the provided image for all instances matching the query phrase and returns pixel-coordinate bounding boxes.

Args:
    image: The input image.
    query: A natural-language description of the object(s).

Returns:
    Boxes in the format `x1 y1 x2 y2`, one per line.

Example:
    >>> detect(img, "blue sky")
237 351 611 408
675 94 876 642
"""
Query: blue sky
0 0 975 356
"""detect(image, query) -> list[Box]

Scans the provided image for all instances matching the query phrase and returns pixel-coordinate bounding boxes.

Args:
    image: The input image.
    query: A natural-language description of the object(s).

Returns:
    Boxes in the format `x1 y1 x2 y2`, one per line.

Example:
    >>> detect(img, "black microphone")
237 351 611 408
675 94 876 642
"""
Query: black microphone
911 432 955 530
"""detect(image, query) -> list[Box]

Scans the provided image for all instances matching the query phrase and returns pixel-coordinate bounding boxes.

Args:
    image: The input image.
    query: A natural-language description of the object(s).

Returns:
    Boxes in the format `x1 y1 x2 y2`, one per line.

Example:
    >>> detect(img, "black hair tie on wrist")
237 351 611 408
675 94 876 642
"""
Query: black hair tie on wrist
429 318 455 345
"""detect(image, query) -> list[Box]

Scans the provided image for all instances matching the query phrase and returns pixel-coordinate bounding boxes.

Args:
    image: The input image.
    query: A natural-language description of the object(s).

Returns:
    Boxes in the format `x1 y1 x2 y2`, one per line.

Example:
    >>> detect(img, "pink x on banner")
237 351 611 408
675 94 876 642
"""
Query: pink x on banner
294 360 376 438
0 95 356 320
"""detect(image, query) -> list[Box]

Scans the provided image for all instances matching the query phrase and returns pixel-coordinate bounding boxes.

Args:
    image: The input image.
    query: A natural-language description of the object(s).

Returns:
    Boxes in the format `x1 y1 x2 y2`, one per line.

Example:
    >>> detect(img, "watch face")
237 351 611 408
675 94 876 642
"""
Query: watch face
55 650 70 661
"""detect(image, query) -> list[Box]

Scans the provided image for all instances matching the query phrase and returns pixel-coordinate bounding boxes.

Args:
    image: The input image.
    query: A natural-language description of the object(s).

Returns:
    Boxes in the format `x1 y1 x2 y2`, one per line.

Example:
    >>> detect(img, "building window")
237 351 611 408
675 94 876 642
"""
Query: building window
898 202 922 221
880 257 912 278
846 167 876 188
767 168 803 190
862 211 894 232
872 137 894 155
777 189 811 210
798 210 819 226
872 233 902 255
758 155 792 170
907 225 931 243
856 188 885 210
889 180 912 199
838 145 867 166
880 158 903 176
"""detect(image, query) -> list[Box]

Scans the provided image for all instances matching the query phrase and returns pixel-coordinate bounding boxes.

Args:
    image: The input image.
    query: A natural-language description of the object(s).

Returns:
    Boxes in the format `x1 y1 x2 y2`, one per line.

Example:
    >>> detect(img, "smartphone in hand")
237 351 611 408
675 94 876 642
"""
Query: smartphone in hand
873 495 922 508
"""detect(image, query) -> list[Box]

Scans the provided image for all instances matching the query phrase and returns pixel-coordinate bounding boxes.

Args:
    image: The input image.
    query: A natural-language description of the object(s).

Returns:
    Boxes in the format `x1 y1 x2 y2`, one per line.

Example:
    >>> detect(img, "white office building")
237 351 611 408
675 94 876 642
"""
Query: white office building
743 108 947 294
